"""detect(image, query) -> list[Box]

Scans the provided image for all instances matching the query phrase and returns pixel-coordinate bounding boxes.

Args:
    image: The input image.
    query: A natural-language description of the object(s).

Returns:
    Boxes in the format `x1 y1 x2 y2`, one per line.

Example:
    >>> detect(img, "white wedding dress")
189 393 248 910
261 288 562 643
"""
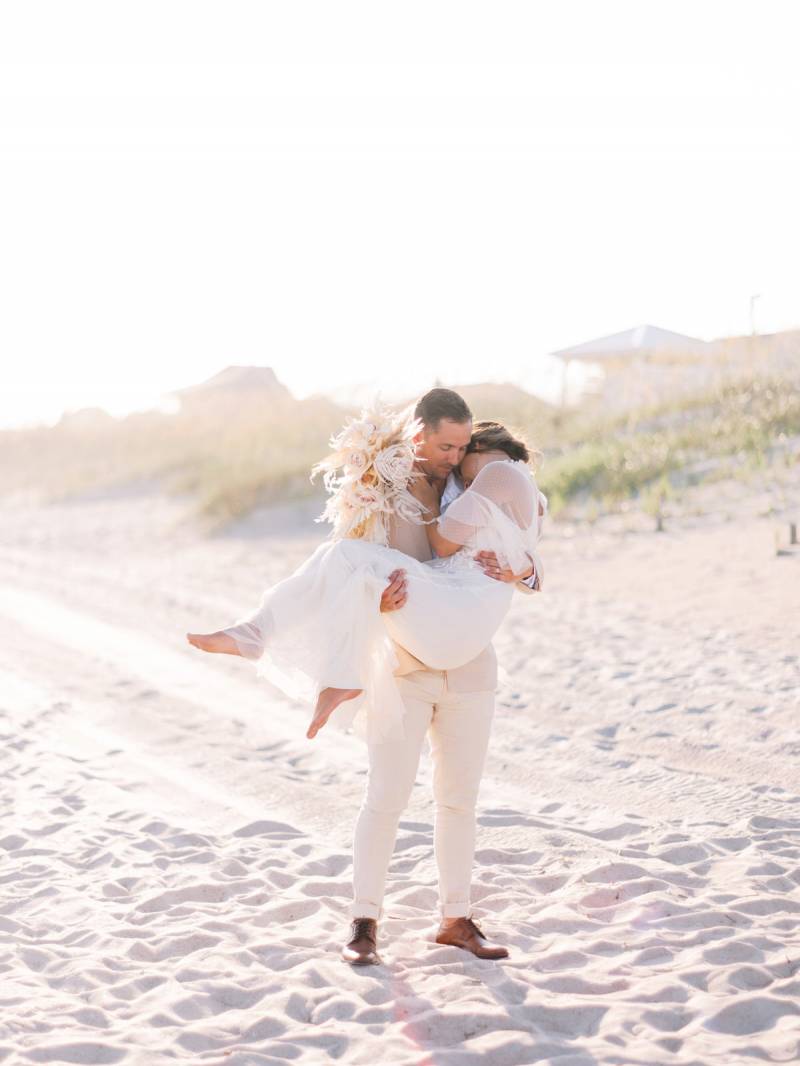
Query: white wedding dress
221 459 544 745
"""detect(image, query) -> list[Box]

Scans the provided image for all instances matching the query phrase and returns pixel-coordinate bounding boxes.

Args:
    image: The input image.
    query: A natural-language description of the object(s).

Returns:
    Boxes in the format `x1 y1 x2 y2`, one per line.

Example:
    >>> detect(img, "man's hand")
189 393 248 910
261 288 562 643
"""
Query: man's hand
474 550 534 583
380 569 407 612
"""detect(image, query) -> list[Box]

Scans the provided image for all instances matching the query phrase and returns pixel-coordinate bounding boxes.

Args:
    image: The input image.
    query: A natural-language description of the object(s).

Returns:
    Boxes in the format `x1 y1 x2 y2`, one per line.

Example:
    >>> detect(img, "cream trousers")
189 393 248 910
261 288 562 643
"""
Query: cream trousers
348 669 495 921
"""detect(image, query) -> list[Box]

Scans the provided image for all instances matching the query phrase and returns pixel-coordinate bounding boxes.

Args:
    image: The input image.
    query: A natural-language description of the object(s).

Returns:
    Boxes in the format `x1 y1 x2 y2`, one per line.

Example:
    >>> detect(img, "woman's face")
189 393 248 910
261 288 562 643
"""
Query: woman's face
459 449 509 489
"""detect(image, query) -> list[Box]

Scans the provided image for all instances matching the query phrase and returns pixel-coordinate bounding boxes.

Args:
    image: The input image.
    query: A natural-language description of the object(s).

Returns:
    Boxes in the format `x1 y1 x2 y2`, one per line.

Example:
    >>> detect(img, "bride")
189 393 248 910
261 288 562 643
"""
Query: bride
186 402 545 746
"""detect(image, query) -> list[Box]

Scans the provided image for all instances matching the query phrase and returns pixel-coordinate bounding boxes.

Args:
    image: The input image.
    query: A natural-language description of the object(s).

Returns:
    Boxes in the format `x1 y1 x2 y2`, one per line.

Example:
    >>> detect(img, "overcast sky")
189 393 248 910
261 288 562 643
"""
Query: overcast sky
1 0 798 427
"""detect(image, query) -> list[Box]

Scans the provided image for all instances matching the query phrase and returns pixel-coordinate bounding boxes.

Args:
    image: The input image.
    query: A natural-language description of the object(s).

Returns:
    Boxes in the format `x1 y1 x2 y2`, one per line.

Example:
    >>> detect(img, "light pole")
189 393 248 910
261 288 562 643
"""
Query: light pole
749 293 761 336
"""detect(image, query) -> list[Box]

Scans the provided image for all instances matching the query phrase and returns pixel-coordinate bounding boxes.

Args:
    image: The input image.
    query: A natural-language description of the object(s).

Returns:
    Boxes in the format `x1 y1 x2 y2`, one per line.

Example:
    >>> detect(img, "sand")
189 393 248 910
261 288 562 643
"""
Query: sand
1 479 798 1065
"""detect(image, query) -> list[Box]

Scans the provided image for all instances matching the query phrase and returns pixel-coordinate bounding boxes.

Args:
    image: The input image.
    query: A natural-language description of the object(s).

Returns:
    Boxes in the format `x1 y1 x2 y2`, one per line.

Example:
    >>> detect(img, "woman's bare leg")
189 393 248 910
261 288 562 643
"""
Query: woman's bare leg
186 631 242 655
307 687 363 740
187 635 361 738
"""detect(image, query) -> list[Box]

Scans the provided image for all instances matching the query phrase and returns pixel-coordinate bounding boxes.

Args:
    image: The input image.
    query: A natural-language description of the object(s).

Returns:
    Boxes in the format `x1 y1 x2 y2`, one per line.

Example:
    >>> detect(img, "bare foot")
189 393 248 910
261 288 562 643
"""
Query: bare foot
306 687 362 740
186 631 241 655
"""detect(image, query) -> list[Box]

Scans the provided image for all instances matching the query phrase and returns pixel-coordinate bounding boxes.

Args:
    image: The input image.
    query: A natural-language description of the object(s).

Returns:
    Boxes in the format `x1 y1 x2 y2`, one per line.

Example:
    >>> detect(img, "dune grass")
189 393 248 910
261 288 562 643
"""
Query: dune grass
0 394 347 529
528 373 800 516
2 371 797 528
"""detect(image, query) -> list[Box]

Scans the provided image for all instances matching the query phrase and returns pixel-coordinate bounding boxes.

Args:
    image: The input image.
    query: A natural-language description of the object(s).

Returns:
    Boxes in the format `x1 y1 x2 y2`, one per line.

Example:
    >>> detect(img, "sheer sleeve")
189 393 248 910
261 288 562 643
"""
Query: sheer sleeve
438 460 537 547
437 493 483 545
437 460 539 577
473 460 536 527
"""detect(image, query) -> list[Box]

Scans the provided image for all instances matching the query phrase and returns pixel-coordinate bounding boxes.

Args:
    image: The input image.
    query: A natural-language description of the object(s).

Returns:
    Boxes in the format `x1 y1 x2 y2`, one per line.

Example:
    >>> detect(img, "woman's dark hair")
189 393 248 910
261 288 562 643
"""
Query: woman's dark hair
465 420 534 463
414 388 472 431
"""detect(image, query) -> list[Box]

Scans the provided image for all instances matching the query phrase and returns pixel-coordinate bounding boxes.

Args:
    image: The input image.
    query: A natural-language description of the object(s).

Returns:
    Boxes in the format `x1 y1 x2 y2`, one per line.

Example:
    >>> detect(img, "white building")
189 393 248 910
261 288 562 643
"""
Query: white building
551 324 711 410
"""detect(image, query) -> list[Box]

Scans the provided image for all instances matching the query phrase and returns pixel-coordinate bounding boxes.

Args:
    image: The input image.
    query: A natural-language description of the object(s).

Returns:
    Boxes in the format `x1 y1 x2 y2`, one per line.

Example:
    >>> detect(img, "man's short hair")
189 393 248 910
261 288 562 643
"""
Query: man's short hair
414 388 472 431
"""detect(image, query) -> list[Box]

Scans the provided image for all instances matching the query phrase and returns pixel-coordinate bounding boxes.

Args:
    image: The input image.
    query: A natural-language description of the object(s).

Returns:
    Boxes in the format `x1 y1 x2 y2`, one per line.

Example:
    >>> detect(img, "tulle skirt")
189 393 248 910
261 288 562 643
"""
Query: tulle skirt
222 538 512 745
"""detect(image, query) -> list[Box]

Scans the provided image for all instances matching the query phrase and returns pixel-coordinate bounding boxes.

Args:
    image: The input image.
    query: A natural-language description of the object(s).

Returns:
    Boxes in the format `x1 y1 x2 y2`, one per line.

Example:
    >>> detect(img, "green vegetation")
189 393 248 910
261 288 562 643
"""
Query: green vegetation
1 370 797 528
527 373 800 516
0 393 348 530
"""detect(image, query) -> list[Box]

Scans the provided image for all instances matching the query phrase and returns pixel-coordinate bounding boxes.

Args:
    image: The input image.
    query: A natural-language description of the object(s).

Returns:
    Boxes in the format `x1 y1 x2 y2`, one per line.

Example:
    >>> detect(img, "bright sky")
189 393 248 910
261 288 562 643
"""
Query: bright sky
1 0 798 428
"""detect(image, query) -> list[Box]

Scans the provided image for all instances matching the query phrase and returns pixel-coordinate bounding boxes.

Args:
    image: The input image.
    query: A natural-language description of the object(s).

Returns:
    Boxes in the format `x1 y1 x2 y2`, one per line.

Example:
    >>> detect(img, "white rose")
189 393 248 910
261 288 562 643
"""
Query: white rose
343 481 385 512
374 444 414 487
344 448 371 475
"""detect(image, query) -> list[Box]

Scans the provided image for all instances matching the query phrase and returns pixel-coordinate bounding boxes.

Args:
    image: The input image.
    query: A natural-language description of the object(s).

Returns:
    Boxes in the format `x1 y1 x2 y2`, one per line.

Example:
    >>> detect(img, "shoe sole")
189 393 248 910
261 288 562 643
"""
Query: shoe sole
435 940 508 959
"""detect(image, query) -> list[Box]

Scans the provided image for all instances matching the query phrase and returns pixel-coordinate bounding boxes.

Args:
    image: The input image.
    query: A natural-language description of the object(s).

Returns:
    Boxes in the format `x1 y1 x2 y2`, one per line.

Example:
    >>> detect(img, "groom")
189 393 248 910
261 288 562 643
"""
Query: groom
342 388 543 966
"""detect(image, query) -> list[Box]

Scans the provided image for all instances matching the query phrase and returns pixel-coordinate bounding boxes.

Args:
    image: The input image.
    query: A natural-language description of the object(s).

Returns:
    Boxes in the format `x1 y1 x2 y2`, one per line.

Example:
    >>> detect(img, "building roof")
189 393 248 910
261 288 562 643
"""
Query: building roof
551 324 707 362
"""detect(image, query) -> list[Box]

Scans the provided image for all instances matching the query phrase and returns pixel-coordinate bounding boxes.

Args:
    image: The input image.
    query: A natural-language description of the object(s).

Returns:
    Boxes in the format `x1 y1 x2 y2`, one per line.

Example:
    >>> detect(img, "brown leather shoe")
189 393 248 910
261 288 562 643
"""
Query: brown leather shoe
435 915 509 959
341 917 381 965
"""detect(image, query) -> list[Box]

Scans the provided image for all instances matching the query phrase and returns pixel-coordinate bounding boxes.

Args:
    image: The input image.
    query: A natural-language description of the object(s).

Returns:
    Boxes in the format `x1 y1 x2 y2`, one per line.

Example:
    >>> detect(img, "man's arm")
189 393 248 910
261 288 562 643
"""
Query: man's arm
516 491 547 592
519 550 543 592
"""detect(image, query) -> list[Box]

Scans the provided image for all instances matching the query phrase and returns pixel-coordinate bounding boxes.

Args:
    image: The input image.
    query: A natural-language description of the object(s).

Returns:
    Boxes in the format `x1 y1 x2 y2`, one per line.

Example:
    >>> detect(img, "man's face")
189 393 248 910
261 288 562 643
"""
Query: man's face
414 418 472 480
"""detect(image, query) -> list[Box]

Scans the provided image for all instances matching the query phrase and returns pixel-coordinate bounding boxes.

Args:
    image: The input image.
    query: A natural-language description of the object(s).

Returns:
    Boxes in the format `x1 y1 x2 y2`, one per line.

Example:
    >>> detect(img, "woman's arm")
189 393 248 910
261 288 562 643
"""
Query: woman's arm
426 514 463 558
408 471 463 557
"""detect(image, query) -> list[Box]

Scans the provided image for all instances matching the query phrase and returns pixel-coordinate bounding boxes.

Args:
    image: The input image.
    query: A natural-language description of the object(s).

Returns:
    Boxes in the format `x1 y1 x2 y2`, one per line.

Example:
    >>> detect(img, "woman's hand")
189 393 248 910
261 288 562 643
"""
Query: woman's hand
408 471 440 515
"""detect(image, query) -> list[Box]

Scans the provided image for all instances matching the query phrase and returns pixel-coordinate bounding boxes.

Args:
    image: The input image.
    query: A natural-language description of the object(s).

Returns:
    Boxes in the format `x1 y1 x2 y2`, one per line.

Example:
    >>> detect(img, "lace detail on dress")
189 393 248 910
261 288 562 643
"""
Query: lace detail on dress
427 545 485 576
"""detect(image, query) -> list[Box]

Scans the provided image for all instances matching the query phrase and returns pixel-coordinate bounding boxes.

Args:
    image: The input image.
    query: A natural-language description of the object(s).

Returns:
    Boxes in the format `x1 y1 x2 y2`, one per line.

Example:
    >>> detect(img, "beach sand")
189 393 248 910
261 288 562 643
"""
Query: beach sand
1 480 798 1064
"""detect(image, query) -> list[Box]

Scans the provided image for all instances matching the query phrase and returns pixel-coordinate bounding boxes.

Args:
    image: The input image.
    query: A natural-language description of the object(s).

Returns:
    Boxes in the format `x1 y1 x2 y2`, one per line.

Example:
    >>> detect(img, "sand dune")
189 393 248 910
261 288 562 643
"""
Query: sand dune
1 484 798 1064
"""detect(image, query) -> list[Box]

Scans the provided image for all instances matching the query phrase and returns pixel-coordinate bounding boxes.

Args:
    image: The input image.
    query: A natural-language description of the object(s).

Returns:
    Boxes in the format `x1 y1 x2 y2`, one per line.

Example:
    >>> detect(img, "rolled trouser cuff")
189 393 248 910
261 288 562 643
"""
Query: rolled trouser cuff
348 900 381 920
440 900 473 918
